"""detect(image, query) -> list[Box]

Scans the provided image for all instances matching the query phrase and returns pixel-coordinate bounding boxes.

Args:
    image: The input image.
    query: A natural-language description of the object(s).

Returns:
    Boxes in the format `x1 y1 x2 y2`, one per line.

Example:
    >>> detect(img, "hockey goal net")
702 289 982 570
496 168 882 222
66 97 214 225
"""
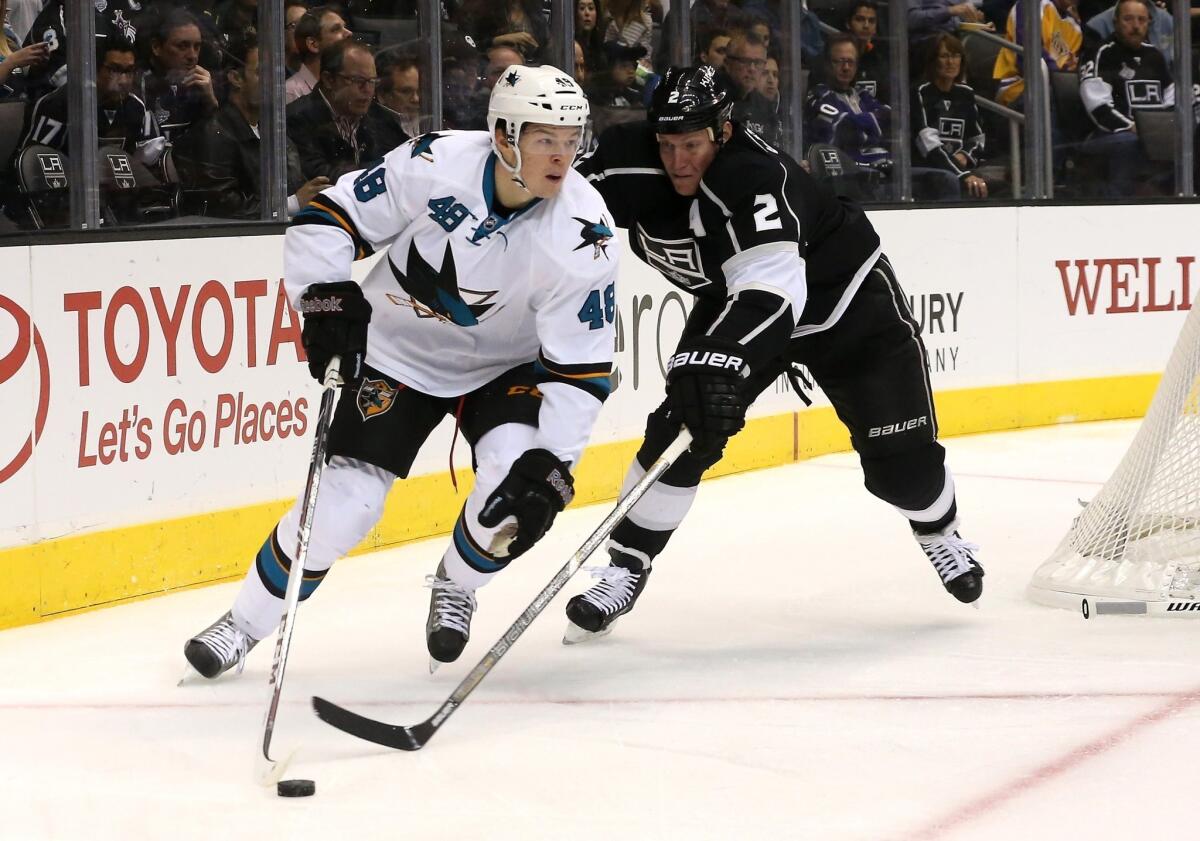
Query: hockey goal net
1029 297 1200 613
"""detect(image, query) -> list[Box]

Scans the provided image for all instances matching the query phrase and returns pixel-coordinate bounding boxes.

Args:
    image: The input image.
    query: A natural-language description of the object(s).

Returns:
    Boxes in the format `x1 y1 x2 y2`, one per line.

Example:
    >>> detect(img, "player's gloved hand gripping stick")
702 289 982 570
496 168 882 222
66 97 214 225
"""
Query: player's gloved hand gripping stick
256 356 342 785
311 428 695 751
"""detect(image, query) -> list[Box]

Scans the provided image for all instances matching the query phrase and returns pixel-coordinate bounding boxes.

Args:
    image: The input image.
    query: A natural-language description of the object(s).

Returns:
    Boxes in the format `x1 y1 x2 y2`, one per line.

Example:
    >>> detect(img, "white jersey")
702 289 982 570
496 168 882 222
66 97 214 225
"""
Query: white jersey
284 131 619 465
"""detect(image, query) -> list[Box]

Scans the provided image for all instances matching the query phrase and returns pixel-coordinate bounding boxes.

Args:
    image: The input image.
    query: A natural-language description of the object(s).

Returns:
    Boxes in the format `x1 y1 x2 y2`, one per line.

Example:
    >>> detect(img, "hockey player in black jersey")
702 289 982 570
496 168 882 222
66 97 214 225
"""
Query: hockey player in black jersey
565 65 984 642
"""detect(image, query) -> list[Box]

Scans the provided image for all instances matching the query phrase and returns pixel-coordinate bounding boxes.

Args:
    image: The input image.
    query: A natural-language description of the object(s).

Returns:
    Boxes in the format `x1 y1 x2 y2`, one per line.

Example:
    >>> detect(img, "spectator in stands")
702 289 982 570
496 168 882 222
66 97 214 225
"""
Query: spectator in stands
657 0 743 71
994 0 1083 109
1084 0 1174 67
908 0 989 67
805 34 891 167
593 40 646 107
441 37 485 130
725 28 781 145
285 0 310 77
605 0 654 67
376 49 422 137
286 39 408 182
138 8 219 142
0 9 48 97
576 0 607 76
483 43 526 92
1079 0 1174 194
914 32 990 198
21 0 139 98
21 36 160 158
846 1 890 102
457 0 549 63
175 34 330 219
697 26 731 69
285 5 352 104
760 53 780 103
213 0 258 47
574 40 589 83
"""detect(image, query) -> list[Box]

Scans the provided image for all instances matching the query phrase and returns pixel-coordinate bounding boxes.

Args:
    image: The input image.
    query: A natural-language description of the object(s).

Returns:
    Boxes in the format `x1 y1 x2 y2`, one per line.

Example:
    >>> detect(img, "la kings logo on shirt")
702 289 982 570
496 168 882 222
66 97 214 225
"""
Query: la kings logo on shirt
1125 78 1163 106
938 116 965 148
635 224 709 290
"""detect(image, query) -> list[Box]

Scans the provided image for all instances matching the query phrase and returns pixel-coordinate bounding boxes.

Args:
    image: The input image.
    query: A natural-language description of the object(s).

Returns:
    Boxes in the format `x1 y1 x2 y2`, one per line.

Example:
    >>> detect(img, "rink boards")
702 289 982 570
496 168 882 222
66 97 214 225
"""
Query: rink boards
0 203 1193 629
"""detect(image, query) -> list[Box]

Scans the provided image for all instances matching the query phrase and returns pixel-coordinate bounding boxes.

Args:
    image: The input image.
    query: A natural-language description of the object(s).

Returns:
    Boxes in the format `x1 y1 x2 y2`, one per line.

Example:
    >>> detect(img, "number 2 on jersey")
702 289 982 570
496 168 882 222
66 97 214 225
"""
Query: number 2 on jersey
578 283 615 330
753 194 782 232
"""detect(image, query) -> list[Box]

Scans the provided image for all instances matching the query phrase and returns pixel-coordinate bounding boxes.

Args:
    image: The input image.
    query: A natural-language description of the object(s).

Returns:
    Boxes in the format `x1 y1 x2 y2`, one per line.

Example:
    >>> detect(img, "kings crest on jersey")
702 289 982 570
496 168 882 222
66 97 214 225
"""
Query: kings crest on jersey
286 131 618 402
577 121 882 335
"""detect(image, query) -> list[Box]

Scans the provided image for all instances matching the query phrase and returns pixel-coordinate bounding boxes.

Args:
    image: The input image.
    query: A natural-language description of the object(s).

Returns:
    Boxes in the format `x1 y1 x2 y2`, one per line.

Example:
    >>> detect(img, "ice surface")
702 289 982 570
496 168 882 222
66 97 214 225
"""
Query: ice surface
3 420 1198 841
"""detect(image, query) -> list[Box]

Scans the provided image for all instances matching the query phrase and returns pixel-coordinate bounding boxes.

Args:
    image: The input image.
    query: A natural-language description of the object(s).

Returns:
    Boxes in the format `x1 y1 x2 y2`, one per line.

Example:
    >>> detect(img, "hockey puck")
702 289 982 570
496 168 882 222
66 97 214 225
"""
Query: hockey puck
277 779 316 798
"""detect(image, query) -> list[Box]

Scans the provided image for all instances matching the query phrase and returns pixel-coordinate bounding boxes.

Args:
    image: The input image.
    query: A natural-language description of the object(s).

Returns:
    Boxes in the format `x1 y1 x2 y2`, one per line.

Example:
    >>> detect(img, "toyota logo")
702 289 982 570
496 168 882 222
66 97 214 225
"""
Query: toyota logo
0 295 50 484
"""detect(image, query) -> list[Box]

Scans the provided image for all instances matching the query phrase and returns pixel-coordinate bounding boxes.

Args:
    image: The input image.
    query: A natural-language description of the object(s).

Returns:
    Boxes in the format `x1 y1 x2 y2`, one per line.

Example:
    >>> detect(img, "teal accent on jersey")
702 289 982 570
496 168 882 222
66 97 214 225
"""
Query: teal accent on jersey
534 356 613 400
469 155 543 244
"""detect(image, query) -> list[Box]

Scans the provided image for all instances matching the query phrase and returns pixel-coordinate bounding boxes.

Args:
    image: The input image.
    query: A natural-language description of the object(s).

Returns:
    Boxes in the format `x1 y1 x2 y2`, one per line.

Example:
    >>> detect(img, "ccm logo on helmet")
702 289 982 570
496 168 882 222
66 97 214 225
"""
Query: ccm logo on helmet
559 105 586 110
666 350 745 372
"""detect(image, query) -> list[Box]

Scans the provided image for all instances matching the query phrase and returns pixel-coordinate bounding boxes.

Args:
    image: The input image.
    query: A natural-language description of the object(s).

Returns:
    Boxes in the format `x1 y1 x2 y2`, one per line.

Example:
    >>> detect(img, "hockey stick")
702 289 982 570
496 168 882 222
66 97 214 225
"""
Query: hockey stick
255 356 342 785
312 427 694 751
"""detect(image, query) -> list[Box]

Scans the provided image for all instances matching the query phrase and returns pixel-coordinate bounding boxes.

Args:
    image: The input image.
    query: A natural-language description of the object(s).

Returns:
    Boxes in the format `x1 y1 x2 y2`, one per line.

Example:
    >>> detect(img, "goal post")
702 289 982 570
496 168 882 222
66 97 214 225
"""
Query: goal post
1028 295 1200 613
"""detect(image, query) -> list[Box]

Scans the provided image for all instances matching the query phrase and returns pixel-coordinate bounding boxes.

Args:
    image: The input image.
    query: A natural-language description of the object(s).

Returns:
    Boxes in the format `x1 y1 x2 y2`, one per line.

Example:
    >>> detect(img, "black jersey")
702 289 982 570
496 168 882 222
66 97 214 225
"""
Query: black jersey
1080 38 1173 133
577 120 881 364
22 86 159 154
913 81 986 177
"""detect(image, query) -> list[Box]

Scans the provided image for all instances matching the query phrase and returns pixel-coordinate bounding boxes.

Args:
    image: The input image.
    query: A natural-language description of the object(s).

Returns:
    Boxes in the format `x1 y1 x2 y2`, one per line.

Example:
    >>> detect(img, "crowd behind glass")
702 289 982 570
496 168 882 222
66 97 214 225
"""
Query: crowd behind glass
0 0 1196 233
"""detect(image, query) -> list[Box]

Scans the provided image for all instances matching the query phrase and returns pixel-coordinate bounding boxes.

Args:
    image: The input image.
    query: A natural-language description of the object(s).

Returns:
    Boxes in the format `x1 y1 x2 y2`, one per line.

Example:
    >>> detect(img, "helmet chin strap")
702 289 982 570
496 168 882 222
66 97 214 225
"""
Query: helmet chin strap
495 128 532 193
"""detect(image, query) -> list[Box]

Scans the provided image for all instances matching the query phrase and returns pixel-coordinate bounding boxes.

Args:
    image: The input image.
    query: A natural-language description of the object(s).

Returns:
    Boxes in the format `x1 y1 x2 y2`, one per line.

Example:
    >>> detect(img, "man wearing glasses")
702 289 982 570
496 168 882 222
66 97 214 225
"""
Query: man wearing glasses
22 36 161 159
287 39 409 182
722 29 780 146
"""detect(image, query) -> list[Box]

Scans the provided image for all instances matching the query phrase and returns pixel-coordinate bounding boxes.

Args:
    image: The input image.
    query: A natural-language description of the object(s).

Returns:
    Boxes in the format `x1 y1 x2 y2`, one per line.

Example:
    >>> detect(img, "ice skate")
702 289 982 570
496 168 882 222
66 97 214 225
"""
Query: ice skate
915 519 984 605
563 551 651 644
425 563 477 672
183 611 259 679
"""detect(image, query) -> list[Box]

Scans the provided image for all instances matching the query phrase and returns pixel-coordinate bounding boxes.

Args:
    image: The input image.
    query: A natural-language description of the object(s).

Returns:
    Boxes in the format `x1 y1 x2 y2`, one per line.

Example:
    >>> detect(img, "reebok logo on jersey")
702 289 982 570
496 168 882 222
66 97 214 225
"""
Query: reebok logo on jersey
666 350 746 373
868 416 928 437
299 295 344 314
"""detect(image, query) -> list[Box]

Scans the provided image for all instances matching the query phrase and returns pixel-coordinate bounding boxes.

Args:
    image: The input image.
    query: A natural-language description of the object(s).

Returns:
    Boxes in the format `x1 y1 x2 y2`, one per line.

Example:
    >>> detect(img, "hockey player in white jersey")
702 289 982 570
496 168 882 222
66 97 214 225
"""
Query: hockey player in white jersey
184 65 619 677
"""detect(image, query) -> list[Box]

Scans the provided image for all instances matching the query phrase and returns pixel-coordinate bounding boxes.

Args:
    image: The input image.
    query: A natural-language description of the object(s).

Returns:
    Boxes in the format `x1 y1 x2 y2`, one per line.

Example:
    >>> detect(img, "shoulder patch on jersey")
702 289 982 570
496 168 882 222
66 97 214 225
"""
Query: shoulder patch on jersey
571 216 614 260
387 240 499 326
410 132 446 160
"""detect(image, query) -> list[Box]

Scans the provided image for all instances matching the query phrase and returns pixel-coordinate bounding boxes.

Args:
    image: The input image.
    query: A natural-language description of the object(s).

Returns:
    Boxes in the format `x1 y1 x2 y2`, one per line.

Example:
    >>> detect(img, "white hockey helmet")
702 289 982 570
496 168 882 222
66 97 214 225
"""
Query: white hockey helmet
487 64 589 182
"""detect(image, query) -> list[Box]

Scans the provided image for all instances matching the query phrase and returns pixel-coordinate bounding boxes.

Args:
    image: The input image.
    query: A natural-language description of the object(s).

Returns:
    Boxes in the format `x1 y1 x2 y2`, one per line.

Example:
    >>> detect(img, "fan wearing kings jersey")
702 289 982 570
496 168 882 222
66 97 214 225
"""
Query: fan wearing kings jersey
563 65 984 643
184 64 619 677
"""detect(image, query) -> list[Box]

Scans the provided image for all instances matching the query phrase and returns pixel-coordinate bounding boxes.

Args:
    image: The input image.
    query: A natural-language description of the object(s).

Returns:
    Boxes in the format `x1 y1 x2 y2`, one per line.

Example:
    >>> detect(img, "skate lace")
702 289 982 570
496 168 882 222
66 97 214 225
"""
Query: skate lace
918 532 981 583
578 564 638 616
425 576 477 635
196 618 251 676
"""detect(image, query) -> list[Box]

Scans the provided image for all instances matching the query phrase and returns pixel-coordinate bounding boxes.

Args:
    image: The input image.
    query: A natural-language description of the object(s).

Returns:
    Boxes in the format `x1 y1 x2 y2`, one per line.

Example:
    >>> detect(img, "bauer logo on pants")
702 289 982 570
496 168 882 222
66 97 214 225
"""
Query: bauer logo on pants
357 379 397 421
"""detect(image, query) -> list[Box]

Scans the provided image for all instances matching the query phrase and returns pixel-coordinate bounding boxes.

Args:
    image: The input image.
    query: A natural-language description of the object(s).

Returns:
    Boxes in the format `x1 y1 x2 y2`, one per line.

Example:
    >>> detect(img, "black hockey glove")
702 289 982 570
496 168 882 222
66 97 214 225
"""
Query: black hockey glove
478 449 575 557
665 336 750 457
298 281 372 384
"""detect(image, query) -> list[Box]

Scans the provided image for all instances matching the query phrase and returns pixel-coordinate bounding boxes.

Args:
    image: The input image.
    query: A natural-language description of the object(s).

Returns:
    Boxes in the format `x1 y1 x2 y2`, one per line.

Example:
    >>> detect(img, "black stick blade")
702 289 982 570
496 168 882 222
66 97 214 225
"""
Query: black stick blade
311 696 430 751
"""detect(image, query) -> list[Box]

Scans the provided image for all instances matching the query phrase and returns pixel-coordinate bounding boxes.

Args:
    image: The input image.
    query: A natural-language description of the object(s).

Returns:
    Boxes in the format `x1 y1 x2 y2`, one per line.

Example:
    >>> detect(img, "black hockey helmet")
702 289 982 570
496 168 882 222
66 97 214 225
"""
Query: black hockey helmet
648 65 734 140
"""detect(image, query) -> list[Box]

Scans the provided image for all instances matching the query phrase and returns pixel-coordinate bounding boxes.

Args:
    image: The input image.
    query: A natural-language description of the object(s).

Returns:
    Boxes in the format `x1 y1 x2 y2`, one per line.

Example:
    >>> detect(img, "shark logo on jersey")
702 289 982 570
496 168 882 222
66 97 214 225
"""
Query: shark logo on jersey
410 132 446 160
635 224 710 290
388 240 499 326
572 216 613 260
357 378 398 420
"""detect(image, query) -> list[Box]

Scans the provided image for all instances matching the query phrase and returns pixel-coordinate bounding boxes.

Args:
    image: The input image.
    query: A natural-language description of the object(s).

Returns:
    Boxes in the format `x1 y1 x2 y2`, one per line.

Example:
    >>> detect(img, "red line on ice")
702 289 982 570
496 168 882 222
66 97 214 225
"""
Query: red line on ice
900 685 1200 841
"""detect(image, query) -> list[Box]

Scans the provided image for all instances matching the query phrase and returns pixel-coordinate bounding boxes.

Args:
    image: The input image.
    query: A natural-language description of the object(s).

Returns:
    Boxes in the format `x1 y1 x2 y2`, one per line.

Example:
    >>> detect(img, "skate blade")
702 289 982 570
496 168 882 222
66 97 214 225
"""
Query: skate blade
562 619 617 646
429 658 440 675
177 664 200 686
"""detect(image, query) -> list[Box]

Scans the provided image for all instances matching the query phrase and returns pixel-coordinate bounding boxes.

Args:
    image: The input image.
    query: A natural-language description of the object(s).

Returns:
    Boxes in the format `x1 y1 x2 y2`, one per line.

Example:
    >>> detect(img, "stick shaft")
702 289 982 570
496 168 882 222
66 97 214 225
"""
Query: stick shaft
425 429 693 734
257 358 341 779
